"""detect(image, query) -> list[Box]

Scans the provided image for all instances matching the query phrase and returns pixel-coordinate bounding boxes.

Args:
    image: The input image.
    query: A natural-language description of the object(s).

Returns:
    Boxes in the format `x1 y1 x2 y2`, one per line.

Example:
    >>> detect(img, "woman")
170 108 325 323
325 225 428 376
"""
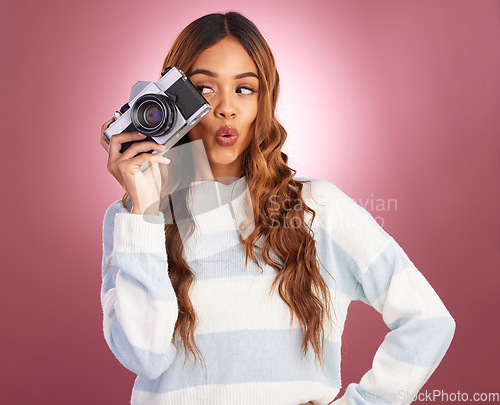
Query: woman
99 12 455 405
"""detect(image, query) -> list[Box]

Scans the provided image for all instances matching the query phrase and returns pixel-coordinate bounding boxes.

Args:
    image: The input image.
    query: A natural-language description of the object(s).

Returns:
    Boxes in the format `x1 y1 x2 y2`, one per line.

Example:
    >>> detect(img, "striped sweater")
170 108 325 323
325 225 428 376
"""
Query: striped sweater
100 176 455 405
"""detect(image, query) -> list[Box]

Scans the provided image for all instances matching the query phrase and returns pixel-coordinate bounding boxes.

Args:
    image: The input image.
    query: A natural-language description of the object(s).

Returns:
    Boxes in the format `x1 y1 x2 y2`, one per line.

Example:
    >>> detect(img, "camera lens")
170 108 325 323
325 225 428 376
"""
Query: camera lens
131 94 175 136
144 105 163 126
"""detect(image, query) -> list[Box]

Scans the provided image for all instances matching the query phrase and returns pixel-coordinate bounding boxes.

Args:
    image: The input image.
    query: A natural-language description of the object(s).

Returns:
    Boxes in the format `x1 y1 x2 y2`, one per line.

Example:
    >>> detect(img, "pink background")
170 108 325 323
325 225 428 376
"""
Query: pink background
2 0 499 403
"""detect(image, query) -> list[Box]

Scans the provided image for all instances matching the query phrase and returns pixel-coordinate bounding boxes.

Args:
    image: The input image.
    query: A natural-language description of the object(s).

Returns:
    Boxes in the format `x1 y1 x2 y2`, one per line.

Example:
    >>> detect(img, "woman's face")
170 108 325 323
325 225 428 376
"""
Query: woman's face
187 36 259 180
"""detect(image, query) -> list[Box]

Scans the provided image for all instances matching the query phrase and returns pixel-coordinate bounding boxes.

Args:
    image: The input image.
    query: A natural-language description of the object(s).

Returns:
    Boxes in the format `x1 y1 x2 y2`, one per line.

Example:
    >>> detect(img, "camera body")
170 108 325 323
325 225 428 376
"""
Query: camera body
104 67 211 153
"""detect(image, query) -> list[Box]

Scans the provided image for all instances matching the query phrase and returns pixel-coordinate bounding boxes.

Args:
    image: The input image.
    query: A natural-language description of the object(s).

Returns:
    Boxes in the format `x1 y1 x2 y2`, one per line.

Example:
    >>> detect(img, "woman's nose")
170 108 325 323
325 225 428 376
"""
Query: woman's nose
214 93 236 119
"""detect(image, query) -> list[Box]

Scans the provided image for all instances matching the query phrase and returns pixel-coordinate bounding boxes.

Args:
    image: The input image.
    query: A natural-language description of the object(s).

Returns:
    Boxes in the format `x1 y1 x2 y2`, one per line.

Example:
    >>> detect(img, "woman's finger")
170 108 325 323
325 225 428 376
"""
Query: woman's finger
133 153 171 173
108 132 148 159
115 152 170 176
121 141 167 161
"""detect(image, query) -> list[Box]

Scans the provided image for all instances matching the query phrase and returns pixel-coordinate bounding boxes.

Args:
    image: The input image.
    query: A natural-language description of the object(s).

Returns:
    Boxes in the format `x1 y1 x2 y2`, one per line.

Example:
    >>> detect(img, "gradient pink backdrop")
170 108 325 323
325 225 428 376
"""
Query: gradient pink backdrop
1 0 499 403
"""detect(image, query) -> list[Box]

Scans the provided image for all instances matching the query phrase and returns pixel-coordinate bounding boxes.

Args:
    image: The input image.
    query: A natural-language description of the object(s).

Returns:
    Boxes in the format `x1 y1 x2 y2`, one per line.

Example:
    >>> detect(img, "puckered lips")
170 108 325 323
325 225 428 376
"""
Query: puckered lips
215 126 239 146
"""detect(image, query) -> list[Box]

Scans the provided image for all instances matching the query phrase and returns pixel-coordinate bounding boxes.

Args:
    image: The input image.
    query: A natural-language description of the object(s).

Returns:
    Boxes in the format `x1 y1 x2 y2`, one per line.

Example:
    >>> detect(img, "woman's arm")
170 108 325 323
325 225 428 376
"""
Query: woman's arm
308 180 456 405
101 200 178 380
342 235 456 404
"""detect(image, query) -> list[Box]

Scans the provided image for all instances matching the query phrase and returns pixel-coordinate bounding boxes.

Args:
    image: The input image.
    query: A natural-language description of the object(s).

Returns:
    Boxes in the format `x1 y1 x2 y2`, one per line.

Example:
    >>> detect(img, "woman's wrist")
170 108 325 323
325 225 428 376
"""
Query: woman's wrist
131 203 160 216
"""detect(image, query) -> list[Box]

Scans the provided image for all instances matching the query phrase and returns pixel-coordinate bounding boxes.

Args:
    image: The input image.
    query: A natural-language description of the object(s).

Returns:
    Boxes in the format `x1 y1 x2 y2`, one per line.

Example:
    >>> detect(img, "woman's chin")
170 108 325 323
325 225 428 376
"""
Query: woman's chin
209 151 240 166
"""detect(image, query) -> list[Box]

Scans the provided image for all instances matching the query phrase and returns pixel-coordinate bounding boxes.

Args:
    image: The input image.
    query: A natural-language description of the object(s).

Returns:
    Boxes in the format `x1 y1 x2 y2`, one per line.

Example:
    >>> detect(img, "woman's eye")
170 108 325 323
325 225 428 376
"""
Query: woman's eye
236 86 256 95
196 86 213 95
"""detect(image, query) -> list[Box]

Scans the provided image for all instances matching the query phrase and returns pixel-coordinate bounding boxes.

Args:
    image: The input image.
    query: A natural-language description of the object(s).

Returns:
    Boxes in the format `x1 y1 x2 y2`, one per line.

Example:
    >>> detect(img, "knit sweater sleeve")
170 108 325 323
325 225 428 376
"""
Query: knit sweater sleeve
306 180 456 405
100 200 178 380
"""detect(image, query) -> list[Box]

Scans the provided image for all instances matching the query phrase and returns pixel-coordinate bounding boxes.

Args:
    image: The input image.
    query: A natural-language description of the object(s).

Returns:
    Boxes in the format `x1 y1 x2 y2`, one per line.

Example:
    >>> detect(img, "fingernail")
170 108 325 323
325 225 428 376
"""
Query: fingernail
138 133 147 137
161 157 171 164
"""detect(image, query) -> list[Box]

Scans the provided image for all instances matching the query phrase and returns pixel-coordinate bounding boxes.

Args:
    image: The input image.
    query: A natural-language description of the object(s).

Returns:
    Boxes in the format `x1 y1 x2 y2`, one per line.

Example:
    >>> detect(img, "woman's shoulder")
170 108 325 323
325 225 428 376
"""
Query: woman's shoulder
293 176 354 210
293 176 389 234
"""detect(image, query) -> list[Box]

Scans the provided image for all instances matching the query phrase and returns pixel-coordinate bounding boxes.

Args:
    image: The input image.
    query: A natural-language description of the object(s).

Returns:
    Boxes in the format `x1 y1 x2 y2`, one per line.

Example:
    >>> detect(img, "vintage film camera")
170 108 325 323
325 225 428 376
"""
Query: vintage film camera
104 67 211 154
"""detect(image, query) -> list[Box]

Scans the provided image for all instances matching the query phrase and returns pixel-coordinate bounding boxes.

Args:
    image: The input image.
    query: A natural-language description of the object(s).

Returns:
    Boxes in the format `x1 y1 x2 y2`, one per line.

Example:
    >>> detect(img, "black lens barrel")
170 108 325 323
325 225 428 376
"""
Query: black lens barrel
131 93 175 136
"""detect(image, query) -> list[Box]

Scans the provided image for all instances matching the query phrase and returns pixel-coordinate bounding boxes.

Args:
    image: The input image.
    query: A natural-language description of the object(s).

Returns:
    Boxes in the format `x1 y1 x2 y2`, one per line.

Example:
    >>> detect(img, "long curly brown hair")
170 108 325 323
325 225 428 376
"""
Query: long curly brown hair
120 11 334 370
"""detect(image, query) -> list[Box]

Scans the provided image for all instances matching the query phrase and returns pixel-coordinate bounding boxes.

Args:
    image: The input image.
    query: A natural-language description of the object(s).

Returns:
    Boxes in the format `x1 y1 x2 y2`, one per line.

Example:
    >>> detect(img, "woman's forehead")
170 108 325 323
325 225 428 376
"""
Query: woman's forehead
191 37 258 78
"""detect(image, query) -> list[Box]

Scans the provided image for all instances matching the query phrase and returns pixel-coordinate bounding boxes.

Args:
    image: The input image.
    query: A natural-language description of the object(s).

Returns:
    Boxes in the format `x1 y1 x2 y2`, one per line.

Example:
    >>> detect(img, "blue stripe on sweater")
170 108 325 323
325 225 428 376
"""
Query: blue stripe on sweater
189 224 405 307
101 264 118 293
187 241 278 281
356 239 411 303
383 316 456 367
118 269 176 301
185 222 406 310
110 314 177 380
313 224 414 305
133 328 340 393
312 226 364 301
347 384 392 404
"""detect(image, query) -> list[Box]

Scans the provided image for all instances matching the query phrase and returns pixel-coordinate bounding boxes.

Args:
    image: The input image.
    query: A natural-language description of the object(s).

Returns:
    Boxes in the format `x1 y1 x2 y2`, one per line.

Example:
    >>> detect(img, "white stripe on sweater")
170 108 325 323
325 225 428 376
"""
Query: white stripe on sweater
189 274 351 343
372 265 452 323
131 380 339 405
357 348 440 404
111 275 177 353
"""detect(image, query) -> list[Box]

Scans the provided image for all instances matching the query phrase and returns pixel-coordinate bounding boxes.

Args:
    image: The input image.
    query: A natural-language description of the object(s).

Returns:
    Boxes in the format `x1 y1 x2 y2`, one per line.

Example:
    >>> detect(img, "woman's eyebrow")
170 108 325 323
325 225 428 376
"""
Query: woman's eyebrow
235 72 258 79
190 69 258 80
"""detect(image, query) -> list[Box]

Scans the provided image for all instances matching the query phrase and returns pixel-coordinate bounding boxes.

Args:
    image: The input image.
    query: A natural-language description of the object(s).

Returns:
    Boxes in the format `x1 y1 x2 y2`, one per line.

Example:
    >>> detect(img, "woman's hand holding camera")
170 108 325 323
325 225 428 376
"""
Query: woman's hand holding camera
101 118 170 215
